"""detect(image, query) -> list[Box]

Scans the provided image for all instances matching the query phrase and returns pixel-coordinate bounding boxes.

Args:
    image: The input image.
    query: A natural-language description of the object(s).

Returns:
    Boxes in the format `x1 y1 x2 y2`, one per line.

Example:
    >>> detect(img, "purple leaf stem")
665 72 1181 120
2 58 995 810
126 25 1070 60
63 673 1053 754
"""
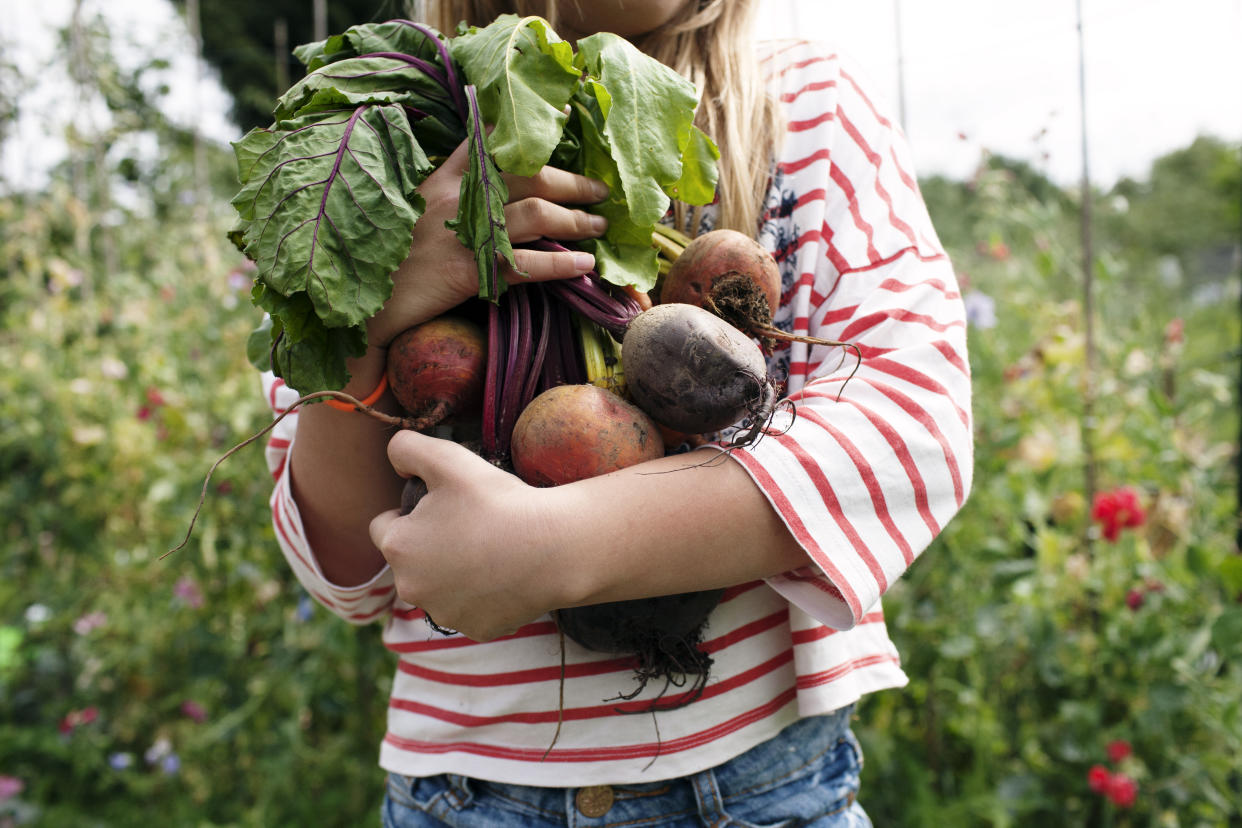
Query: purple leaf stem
545 278 635 341
482 300 504 461
496 287 534 458
521 286 551 409
392 20 468 121
355 51 449 90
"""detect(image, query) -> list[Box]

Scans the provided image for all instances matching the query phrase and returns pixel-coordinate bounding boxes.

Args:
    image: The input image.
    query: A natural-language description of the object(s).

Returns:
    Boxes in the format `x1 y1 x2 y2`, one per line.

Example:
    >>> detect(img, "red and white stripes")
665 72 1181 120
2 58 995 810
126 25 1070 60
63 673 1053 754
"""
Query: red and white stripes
258 38 970 788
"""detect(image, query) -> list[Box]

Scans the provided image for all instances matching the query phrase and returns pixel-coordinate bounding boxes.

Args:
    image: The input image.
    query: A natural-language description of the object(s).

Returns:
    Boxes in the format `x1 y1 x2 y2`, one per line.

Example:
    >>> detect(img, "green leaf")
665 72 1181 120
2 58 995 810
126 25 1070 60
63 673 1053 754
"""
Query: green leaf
446 89 516 300
668 125 720 205
230 104 431 330
246 315 275 372
575 32 703 226
569 90 657 290
294 20 447 72
274 56 450 122
1219 555 1242 595
253 289 369 392
1212 609 1242 657
449 14 579 175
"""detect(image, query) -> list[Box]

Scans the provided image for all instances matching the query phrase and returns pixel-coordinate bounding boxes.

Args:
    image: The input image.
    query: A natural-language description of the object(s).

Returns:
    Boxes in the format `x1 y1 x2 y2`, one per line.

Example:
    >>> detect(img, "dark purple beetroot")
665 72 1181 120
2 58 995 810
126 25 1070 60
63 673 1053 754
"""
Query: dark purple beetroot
621 302 776 435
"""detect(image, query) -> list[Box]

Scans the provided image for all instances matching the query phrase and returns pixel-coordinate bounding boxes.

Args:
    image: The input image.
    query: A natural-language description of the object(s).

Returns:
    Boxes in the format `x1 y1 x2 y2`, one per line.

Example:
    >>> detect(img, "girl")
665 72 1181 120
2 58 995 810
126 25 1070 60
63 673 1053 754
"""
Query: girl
261 0 973 824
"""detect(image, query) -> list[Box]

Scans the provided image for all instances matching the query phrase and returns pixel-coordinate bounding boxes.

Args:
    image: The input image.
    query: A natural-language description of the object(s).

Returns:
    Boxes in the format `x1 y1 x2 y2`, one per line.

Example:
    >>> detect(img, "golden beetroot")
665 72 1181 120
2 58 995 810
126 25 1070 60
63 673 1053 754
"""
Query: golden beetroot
509 384 663 487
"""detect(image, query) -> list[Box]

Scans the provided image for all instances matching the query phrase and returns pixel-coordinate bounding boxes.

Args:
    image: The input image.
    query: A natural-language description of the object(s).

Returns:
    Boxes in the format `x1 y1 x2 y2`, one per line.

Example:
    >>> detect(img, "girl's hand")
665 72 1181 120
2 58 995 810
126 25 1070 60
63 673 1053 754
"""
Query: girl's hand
365 137 610 348
368 430 574 642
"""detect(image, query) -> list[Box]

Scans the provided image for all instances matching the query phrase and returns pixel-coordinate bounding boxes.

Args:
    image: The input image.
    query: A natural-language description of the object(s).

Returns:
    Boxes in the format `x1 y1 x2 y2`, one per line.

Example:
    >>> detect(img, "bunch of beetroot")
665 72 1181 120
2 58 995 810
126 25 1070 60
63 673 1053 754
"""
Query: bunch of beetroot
387 228 824 709
210 12 861 710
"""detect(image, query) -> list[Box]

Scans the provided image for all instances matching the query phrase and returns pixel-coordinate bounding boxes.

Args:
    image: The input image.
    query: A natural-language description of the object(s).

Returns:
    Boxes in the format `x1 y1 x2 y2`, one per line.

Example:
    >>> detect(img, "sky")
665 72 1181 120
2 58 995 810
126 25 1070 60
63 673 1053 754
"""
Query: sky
3 0 1241 190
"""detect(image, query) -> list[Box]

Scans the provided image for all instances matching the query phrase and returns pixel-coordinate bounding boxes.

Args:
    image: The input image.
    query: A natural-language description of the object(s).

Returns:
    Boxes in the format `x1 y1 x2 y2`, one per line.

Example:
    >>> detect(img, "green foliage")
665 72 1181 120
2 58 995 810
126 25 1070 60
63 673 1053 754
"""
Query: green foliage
857 151 1242 826
0 182 393 827
1 14 1238 819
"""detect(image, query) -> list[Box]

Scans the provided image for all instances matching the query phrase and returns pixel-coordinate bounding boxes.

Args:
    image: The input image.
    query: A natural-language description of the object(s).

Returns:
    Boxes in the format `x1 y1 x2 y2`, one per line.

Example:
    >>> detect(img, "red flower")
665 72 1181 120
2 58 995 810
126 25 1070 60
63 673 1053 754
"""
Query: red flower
1107 739 1132 763
1087 764 1112 793
180 700 208 724
1125 589 1145 611
136 406 152 421
1106 773 1138 808
145 387 166 407
59 706 100 734
1091 487 1146 542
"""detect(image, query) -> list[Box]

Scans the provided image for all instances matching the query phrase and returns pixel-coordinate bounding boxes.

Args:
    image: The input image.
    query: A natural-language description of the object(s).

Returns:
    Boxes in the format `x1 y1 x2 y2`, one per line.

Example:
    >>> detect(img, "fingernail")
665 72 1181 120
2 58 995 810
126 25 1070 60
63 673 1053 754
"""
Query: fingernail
572 253 595 272
590 181 610 200
588 214 608 233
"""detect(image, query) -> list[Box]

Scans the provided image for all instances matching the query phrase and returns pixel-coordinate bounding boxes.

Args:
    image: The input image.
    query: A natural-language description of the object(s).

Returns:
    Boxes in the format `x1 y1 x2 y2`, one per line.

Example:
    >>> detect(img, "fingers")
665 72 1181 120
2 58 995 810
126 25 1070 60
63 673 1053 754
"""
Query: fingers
504 165 609 205
505 198 607 244
385 430 469 485
509 247 598 282
368 508 400 554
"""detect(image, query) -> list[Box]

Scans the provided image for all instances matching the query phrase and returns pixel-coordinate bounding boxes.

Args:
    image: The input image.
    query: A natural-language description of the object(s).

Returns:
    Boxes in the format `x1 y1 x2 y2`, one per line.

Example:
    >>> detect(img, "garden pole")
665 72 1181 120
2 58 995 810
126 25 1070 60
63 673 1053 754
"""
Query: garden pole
1236 143 1242 552
893 0 908 131
314 0 327 42
1076 0 1098 548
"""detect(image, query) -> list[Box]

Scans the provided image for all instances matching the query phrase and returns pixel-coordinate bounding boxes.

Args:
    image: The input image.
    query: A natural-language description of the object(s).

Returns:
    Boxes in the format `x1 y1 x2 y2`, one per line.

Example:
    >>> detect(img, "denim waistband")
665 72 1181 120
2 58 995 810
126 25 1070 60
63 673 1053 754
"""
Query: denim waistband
383 706 862 827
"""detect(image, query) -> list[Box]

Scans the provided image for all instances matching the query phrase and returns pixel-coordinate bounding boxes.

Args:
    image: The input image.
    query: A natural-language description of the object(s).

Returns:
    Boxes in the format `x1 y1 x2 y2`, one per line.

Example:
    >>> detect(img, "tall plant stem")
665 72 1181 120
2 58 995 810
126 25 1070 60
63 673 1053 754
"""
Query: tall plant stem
1076 0 1098 551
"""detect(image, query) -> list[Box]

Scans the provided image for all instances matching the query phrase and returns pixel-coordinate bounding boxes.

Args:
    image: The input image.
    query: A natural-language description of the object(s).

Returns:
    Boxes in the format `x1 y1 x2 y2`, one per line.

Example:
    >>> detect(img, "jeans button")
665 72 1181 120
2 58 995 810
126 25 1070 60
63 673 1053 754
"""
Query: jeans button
575 785 615 818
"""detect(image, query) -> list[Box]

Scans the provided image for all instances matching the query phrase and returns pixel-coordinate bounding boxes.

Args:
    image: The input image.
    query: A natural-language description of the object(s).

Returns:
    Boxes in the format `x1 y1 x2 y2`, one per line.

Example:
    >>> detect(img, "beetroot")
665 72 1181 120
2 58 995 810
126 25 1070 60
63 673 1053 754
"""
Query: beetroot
385 315 487 431
659 228 781 337
510 384 664 487
621 302 776 436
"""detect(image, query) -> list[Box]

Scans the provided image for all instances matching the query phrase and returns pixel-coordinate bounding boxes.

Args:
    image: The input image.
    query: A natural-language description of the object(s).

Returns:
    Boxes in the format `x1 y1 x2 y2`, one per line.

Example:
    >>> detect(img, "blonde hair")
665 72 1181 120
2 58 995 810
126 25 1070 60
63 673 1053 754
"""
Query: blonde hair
421 0 782 237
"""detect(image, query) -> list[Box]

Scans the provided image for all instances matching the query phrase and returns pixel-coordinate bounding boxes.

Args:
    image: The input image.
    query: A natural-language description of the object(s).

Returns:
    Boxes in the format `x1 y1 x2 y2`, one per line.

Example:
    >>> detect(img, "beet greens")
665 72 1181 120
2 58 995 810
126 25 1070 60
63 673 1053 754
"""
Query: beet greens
230 14 719 394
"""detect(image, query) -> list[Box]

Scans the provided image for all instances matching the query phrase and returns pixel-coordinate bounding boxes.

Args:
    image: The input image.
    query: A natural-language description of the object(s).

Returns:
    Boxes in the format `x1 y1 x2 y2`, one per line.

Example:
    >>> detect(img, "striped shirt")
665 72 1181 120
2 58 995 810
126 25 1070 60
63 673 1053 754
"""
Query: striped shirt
261 40 972 786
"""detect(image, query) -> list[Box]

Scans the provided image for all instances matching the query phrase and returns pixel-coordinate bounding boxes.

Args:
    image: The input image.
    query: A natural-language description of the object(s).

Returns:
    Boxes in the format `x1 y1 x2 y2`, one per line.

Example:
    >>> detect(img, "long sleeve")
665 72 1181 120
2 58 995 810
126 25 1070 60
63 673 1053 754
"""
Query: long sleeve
733 43 973 630
262 373 396 625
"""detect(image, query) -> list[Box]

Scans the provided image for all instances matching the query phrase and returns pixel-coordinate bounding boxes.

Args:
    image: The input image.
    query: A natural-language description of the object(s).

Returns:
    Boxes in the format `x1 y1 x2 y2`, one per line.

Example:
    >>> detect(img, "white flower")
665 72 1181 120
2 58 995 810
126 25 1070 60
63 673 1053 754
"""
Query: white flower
963 291 997 329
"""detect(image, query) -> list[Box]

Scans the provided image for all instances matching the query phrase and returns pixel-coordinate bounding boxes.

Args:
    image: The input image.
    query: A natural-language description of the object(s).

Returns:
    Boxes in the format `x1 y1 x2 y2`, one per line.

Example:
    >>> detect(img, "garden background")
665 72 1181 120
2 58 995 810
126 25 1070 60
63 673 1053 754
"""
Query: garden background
1 1 1240 825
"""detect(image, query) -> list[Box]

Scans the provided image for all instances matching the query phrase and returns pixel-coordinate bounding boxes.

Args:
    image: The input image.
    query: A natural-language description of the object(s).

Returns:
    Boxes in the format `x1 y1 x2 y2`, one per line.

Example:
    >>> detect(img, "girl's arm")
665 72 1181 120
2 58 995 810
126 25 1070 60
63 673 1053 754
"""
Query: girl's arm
368 431 811 642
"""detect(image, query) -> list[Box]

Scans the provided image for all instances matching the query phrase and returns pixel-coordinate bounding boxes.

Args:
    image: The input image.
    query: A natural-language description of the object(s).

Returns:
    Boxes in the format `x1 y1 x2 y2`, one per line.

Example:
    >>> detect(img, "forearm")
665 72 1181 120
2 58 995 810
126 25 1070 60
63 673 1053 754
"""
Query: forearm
289 346 403 586
544 449 812 608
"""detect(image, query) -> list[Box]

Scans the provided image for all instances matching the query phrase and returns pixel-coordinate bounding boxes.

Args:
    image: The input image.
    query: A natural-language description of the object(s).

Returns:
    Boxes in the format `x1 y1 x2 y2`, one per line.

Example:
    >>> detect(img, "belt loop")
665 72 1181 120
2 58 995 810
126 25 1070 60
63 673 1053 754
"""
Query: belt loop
690 768 731 826
445 774 475 809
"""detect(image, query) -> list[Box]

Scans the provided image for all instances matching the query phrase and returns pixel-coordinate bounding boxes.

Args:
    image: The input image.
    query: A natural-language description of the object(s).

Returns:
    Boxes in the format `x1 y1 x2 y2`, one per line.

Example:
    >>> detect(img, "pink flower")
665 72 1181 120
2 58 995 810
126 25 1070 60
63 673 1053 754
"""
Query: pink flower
0 775 24 800
1125 589 1145 611
173 576 204 609
1164 317 1184 346
73 610 107 635
1107 739 1132 763
145 387 166 407
1087 764 1112 793
136 406 153 421
59 706 99 734
180 700 208 724
1106 773 1138 808
1091 487 1146 542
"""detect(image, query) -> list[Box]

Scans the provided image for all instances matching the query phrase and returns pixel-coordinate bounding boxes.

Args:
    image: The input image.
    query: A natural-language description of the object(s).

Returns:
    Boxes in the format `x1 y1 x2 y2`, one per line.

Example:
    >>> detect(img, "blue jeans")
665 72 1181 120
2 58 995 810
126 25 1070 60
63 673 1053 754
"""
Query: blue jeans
381 706 870 827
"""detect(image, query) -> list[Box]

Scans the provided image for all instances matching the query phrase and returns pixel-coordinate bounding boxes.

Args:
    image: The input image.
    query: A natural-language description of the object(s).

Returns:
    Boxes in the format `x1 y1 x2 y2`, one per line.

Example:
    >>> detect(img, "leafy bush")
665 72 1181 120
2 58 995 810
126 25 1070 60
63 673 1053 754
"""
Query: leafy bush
857 159 1242 826
0 78 1238 827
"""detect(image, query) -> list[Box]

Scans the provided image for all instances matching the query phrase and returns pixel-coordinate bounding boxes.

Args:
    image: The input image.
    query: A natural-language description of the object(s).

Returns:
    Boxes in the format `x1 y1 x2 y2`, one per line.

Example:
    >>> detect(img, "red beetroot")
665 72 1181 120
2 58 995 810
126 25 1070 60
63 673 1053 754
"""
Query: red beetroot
659 228 780 335
385 315 487 431
510 384 663 487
